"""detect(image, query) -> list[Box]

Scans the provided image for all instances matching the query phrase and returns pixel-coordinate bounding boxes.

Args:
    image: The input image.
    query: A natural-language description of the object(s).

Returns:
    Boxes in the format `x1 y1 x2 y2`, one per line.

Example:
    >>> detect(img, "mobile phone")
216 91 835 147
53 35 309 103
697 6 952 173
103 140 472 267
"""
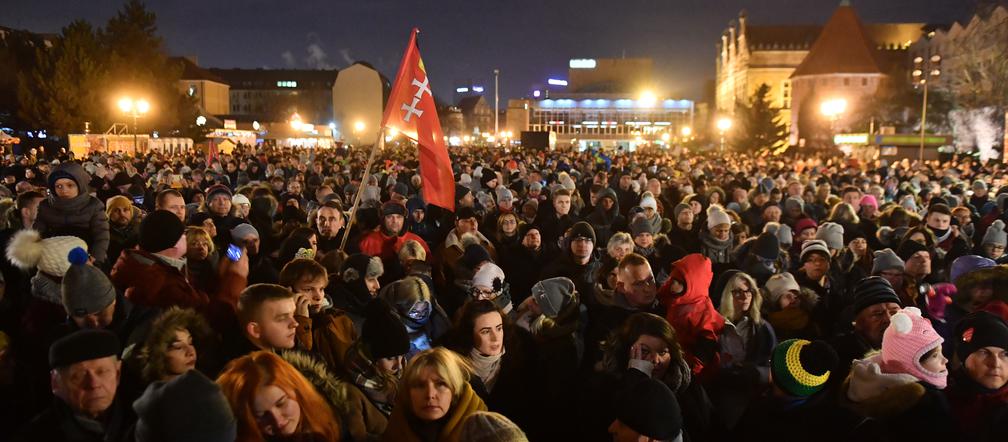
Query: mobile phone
226 244 243 262
132 195 144 205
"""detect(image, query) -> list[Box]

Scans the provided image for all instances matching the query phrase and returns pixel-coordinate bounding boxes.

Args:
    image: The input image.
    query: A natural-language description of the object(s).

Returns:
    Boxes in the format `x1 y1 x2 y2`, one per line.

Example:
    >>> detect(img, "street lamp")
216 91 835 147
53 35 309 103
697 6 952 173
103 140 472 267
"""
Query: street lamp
820 98 847 147
118 97 150 153
639 90 657 107
680 126 692 138
716 117 732 153
913 53 941 163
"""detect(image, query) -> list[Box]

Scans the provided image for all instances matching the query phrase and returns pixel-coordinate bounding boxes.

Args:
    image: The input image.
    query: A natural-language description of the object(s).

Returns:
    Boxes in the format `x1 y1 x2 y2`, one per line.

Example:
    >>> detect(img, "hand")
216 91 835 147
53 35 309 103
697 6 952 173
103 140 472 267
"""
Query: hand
294 293 310 317
221 246 250 278
630 344 643 362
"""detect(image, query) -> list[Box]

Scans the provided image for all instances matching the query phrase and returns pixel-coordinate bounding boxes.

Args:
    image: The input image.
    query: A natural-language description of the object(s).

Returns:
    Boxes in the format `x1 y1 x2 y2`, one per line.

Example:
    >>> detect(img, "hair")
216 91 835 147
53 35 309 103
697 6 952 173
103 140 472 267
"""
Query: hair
237 284 295 325
279 258 328 289
398 239 427 264
717 272 763 324
185 226 215 255
842 186 862 197
607 232 634 256
927 203 952 217
552 188 572 200
601 313 690 391
156 188 184 208
617 252 650 272
16 190 44 209
902 225 937 248
828 202 861 225
139 307 212 382
400 348 472 405
448 300 510 353
217 351 340 442
495 212 520 243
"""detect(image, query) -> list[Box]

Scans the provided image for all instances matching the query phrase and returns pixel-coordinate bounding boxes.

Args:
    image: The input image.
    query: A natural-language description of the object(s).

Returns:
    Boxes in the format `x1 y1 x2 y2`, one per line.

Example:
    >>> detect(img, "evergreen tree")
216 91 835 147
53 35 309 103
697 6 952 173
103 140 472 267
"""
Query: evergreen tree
732 83 788 153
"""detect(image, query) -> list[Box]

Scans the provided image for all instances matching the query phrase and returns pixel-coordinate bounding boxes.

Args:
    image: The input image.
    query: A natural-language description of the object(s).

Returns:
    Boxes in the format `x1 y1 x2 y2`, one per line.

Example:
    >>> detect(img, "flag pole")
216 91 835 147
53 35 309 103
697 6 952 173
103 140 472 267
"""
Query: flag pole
339 126 386 252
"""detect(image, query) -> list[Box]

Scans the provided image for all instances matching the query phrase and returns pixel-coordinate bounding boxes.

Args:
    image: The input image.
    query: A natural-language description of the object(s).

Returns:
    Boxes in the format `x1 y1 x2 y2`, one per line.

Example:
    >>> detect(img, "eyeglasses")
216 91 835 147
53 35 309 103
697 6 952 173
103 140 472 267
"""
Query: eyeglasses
631 277 657 291
473 288 498 300
732 289 755 298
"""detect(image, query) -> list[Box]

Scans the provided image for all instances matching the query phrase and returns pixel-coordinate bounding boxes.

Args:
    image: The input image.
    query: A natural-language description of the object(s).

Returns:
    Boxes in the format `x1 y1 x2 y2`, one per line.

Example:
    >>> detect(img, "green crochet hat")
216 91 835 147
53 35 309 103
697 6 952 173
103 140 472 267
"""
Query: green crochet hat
771 339 837 397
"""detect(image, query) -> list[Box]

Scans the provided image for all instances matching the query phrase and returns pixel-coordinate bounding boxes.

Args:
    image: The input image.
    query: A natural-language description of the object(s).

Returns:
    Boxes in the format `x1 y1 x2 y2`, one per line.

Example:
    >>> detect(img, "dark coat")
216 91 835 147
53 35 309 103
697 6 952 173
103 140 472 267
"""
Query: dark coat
16 397 133 442
35 162 110 264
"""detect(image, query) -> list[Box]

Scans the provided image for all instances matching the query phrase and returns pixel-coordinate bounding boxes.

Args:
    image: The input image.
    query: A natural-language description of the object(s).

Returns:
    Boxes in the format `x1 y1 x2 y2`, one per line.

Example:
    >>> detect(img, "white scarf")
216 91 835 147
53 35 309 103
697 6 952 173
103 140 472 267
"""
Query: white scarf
469 347 505 392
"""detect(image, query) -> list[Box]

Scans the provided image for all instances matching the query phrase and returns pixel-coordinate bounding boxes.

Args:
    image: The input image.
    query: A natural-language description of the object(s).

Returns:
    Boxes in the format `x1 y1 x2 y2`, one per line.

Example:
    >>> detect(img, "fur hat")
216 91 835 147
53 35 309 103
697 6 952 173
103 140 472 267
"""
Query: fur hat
771 339 837 397
639 192 658 211
880 307 946 388
6 229 87 277
707 204 731 229
138 307 211 383
49 329 119 369
381 201 408 217
62 247 115 317
815 222 844 251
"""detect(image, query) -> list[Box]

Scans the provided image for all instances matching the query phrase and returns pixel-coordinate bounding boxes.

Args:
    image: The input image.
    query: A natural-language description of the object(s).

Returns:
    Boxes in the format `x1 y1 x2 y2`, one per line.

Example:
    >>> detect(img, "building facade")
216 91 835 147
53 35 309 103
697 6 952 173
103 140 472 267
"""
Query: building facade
175 57 230 116
208 68 339 124
457 95 494 136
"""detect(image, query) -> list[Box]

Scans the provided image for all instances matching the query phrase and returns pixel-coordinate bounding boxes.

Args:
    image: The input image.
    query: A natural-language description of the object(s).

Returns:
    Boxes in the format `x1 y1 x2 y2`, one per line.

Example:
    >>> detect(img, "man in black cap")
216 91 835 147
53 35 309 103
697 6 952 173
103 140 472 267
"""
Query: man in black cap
541 221 600 308
829 276 903 384
946 311 1008 440
19 329 133 441
358 201 430 265
897 239 933 308
608 374 684 442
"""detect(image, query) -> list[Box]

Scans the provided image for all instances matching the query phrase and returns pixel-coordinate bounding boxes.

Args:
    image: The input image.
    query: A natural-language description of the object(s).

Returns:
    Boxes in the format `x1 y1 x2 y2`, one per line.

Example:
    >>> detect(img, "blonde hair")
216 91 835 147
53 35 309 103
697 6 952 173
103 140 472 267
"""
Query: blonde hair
398 239 426 263
401 348 471 401
718 272 763 325
185 226 215 254
607 232 633 256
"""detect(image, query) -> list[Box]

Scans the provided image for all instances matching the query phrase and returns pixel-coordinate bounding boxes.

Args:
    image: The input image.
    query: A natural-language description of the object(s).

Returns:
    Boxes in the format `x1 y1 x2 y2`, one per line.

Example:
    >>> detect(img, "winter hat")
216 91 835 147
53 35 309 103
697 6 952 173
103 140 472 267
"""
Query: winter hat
880 307 946 388
531 277 576 318
770 339 838 397
954 311 1008 361
752 232 780 260
639 192 658 211
480 170 498 188
815 222 844 251
707 204 731 229
472 262 506 291
341 254 384 283
392 182 410 197
361 298 410 359
860 194 879 209
630 215 656 237
231 193 250 207
843 224 867 246
614 377 683 441
569 221 596 244
672 203 692 220
764 272 800 305
456 206 479 222
460 411 528 442
529 181 543 193
62 247 116 317
896 239 929 262
784 196 804 213
794 218 818 237
759 177 775 195
973 180 988 191
776 224 793 247
381 201 408 217
950 255 997 286
205 184 232 202
799 239 830 263
106 195 133 216
6 229 87 277
496 187 514 204
462 242 493 270
982 220 1007 247
871 249 905 275
49 329 119 369
230 223 259 241
852 276 902 315
140 210 186 253
134 370 236 442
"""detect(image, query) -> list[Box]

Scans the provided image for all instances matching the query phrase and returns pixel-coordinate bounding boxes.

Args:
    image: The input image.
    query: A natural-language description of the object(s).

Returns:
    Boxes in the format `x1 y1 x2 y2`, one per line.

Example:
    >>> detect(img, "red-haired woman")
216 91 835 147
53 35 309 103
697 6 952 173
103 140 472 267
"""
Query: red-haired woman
217 351 342 441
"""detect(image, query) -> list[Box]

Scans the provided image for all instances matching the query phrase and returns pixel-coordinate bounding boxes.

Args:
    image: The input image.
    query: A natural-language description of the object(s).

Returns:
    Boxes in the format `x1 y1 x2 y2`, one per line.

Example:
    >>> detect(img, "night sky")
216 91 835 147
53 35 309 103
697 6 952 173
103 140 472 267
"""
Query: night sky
5 0 978 104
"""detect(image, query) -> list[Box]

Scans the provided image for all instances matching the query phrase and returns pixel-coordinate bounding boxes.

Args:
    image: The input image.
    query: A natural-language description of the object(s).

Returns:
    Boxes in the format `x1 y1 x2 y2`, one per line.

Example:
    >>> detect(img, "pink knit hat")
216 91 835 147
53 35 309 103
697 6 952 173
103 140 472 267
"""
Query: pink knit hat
860 194 879 209
880 307 946 388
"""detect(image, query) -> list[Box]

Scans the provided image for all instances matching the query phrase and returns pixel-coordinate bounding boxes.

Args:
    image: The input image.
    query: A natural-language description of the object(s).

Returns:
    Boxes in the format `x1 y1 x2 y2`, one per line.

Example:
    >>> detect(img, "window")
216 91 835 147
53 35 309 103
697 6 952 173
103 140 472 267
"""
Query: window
781 80 791 109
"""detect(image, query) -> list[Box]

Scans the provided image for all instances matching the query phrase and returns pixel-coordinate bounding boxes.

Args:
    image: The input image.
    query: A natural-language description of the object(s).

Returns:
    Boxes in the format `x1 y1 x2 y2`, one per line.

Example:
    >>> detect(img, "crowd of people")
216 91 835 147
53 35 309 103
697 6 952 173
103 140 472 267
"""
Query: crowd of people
0 142 1007 441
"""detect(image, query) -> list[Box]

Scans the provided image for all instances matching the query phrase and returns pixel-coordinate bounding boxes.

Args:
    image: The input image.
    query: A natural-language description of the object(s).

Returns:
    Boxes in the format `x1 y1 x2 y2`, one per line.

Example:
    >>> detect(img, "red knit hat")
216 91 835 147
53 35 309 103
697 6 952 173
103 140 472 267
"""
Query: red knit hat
880 307 946 388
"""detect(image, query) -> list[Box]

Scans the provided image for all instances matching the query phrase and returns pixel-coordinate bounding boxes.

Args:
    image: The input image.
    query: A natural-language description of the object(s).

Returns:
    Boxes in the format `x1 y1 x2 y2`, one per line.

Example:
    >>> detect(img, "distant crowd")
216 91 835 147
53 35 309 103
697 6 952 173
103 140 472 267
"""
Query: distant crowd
0 143 1007 441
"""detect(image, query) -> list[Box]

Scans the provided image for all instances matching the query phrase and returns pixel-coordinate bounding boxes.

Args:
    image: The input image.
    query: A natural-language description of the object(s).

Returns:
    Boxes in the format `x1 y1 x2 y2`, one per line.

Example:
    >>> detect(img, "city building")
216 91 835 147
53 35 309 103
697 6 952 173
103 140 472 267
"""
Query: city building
331 62 389 146
208 67 339 124
457 95 494 136
509 57 694 150
715 6 925 142
909 5 1007 93
174 57 230 116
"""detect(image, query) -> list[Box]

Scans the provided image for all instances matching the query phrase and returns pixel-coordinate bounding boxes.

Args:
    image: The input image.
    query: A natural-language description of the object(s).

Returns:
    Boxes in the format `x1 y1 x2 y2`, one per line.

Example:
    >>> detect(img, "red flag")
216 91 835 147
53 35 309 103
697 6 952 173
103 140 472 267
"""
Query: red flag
381 28 455 212
206 138 218 166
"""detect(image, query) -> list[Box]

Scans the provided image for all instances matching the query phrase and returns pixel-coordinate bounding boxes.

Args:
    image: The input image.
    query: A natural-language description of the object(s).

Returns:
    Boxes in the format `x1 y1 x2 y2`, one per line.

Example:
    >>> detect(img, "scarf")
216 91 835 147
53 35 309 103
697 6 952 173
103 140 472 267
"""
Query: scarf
345 343 399 415
767 307 810 333
155 254 187 272
701 232 733 264
469 348 505 392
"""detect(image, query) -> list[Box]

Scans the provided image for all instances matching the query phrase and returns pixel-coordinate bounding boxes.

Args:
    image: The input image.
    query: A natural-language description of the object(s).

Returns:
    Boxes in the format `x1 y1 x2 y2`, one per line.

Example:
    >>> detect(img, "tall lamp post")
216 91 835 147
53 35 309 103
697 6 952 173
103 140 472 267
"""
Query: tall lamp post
118 97 150 154
820 98 847 148
716 117 732 153
913 54 941 163
494 69 500 143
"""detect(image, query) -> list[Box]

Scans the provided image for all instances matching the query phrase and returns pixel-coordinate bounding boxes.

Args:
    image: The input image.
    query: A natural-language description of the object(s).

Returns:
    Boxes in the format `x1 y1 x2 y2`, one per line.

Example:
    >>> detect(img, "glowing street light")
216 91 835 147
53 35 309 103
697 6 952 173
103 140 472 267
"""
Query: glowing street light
290 113 303 130
196 115 207 126
661 133 671 142
118 96 150 153
680 126 693 137
639 90 657 107
820 98 847 120
716 117 732 153
354 121 366 132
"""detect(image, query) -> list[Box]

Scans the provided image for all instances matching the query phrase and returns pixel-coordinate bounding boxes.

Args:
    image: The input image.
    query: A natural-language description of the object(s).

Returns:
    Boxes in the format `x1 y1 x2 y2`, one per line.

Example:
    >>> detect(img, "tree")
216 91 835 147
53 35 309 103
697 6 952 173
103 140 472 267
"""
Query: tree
732 83 788 154
948 3 1008 110
17 20 109 136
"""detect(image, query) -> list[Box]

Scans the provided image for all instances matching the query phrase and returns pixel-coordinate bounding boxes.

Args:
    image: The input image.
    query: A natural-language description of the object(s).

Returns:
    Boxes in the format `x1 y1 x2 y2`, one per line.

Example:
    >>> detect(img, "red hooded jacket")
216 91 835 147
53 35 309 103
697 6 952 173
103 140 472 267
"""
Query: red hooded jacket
658 253 725 376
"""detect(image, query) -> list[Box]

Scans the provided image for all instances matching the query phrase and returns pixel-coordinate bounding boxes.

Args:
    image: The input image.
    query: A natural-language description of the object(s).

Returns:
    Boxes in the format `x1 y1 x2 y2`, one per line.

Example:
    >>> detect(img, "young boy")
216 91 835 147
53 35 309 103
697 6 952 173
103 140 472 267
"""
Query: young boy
280 258 356 373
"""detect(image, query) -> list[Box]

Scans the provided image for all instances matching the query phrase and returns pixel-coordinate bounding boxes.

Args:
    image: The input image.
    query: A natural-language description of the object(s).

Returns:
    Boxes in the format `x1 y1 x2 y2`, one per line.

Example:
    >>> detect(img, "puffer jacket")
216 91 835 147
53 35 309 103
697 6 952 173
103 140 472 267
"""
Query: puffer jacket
35 162 110 264
659 253 725 376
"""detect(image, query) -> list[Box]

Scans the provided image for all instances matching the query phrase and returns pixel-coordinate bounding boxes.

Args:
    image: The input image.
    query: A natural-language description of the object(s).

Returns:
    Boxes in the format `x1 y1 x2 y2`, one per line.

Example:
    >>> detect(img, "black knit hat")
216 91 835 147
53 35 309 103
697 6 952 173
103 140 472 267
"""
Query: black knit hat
852 276 902 314
752 232 780 260
843 224 867 246
480 171 498 188
456 206 479 221
133 370 236 442
205 184 232 202
462 243 492 269
381 201 407 217
140 210 186 253
896 240 929 262
362 298 410 359
954 311 1008 361
569 221 596 244
49 329 120 369
614 377 683 440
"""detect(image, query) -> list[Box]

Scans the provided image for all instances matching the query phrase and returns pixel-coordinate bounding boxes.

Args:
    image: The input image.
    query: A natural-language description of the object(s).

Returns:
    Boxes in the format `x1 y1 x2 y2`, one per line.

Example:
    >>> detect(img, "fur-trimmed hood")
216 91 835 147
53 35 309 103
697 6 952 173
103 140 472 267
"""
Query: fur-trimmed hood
842 354 927 419
280 350 351 416
138 307 212 382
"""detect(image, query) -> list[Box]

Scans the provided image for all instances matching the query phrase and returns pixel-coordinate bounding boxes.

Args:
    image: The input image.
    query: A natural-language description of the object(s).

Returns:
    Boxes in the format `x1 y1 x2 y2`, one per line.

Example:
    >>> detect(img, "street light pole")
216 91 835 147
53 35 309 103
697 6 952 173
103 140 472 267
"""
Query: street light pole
913 54 941 164
494 69 500 143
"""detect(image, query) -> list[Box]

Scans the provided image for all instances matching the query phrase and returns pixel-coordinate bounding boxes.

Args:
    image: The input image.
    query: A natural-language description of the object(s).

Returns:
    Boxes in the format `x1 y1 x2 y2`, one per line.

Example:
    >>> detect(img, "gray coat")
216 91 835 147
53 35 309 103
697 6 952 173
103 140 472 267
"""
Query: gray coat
34 162 110 264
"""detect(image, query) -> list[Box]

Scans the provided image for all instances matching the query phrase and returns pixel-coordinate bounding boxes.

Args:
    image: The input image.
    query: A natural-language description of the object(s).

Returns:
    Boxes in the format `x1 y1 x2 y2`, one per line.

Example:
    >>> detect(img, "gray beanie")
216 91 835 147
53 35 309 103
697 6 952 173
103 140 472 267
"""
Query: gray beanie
230 223 259 241
531 277 576 318
816 222 845 251
62 247 116 316
784 196 804 213
776 224 794 247
871 248 905 274
459 411 528 442
134 370 237 442
982 220 1007 247
673 203 692 220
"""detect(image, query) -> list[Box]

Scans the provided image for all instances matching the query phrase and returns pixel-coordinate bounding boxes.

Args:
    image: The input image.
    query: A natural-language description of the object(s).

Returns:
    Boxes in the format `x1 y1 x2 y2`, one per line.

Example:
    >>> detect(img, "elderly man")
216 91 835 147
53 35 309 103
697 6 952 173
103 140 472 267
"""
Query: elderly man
829 276 903 384
19 329 132 441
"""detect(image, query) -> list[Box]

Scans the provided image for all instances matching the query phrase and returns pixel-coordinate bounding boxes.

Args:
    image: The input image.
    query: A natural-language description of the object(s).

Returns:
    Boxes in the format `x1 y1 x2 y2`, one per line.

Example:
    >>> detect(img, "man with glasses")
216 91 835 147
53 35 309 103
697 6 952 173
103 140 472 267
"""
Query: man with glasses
796 239 848 337
583 253 663 367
